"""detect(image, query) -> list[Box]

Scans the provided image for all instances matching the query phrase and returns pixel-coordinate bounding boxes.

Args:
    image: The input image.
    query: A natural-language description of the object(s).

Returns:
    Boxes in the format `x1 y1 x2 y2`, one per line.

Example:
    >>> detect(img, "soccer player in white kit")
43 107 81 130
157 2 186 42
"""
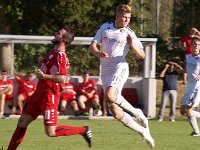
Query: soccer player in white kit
180 37 200 136
89 2 155 148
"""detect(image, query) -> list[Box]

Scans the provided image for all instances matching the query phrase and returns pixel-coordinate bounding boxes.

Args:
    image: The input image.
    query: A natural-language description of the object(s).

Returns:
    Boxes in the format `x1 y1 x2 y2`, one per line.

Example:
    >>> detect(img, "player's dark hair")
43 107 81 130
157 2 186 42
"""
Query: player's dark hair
192 36 200 44
63 26 74 44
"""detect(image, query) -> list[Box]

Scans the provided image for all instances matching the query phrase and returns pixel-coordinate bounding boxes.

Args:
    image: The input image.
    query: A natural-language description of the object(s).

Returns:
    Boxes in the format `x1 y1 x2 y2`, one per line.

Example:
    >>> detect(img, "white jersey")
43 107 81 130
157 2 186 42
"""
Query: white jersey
182 54 200 107
186 54 200 84
92 22 143 74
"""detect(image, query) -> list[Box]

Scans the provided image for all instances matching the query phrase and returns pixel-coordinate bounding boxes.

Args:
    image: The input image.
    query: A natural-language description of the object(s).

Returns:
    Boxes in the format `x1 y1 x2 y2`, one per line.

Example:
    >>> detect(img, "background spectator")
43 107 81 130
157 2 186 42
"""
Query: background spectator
59 75 79 116
14 72 37 114
77 72 101 116
157 61 183 122
0 70 14 119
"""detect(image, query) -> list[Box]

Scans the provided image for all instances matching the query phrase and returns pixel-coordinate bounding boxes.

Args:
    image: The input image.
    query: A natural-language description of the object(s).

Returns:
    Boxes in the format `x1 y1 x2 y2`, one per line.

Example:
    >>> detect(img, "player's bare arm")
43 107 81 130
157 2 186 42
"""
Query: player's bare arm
159 64 169 78
127 35 145 59
168 61 183 71
36 69 67 83
89 41 109 58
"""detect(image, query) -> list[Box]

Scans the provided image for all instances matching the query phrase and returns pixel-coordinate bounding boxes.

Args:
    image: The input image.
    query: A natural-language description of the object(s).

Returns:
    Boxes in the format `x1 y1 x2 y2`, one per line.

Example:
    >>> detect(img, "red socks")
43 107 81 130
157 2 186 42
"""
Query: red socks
55 125 85 136
7 126 27 150
7 125 85 149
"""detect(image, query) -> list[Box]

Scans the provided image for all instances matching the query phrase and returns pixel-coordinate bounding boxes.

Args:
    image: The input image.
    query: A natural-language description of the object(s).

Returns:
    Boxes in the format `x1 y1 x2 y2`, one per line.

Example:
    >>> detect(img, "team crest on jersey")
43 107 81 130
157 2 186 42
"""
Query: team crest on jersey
120 29 125 33
49 55 53 60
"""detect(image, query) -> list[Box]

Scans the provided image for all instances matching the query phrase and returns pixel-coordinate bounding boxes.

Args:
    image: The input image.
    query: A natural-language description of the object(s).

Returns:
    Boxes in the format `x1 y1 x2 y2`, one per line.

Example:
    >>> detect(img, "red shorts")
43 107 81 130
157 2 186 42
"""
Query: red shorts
60 93 76 102
5 94 13 101
20 93 29 101
84 93 99 102
23 90 59 126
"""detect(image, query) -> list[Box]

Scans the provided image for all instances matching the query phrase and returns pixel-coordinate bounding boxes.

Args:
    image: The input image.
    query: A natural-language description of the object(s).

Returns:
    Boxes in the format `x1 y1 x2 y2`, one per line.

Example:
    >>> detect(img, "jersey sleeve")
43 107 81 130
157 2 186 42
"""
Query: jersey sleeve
91 80 97 88
58 52 68 75
92 28 102 44
92 22 110 44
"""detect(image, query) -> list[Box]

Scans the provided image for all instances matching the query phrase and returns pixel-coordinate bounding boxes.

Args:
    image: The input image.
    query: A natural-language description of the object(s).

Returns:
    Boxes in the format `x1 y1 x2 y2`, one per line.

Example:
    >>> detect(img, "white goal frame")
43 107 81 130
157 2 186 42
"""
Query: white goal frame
0 35 157 118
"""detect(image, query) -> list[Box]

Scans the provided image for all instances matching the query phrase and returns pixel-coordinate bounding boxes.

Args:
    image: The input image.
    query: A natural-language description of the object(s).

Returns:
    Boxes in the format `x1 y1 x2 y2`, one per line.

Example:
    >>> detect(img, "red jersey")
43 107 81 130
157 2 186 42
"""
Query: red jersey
59 82 76 102
17 78 37 94
0 80 13 90
59 82 76 94
78 80 97 94
23 49 70 126
180 36 193 55
36 49 70 94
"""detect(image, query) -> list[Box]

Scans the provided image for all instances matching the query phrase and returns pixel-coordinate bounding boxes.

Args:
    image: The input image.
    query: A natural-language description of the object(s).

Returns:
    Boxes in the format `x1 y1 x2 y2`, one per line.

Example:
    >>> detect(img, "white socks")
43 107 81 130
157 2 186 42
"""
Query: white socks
191 110 200 118
188 115 200 134
114 94 148 127
120 112 144 134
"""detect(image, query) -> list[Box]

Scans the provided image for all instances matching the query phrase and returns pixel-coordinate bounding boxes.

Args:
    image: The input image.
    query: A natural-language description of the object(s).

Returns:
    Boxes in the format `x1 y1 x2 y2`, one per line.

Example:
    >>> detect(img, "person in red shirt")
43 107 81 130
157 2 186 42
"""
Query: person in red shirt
7 26 92 150
0 70 14 118
59 75 79 115
77 72 101 116
15 72 37 113
178 27 200 84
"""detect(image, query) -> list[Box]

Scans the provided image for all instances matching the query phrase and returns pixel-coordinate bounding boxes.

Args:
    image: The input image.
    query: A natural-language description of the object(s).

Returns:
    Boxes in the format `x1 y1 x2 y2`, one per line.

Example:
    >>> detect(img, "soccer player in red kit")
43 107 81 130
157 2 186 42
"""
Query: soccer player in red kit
0 70 14 117
15 72 37 113
7 26 92 150
59 75 79 115
77 72 101 116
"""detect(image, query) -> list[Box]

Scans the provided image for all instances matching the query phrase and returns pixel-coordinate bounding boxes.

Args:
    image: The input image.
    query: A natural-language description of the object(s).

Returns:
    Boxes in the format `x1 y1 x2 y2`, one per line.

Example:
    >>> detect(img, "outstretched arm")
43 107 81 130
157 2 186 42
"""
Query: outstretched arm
168 61 183 71
159 64 169 78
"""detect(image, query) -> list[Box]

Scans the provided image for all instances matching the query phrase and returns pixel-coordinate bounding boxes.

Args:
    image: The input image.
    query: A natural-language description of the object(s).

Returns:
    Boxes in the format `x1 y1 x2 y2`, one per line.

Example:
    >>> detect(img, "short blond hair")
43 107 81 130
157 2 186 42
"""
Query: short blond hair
116 4 131 14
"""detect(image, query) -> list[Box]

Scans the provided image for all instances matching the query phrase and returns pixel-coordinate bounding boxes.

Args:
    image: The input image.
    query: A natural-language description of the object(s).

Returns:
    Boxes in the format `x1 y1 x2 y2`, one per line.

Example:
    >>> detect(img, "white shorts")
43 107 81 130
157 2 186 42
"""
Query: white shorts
101 63 129 93
181 83 200 107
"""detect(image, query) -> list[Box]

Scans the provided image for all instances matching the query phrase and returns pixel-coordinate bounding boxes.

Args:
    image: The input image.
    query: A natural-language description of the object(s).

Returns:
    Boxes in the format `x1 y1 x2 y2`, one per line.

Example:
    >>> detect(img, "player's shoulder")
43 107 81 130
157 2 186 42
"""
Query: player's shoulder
126 26 137 37
100 21 114 29
186 54 193 59
126 26 136 34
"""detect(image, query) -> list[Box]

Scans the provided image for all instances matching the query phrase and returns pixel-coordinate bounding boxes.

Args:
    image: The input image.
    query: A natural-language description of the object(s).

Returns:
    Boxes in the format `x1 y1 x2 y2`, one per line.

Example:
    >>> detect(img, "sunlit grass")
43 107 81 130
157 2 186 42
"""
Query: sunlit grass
1 117 200 150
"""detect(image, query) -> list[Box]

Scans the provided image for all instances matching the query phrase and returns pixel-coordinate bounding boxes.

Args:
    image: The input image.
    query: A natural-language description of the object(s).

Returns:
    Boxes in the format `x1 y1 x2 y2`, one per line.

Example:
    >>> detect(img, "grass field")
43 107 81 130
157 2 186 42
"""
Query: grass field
1 118 200 150
0 79 198 150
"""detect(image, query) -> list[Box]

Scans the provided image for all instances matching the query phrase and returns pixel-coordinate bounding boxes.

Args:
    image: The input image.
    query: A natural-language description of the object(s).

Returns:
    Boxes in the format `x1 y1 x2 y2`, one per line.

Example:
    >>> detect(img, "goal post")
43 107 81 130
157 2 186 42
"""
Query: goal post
0 35 157 118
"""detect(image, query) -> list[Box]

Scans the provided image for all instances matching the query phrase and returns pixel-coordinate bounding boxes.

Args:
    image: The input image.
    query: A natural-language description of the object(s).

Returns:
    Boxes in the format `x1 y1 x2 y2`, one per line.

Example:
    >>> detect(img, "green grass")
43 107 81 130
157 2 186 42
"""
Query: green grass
1 118 200 150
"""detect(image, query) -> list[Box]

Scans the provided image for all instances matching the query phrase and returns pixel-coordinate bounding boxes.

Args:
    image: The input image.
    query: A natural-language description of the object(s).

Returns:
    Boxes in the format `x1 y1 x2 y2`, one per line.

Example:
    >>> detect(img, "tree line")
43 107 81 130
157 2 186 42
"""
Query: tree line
0 0 200 76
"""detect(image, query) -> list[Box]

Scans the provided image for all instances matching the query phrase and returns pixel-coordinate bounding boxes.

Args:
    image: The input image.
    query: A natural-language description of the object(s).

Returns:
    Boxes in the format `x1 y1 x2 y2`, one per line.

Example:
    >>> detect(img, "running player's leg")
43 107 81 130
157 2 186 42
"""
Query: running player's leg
114 93 148 127
7 114 34 149
102 65 149 127
109 102 154 147
187 108 200 135
181 105 200 135
44 103 92 147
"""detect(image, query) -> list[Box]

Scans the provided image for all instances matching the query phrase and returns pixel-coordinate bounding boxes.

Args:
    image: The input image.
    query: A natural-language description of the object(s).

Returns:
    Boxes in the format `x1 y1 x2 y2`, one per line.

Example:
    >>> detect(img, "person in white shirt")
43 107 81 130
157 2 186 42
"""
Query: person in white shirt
180 37 200 136
89 2 154 148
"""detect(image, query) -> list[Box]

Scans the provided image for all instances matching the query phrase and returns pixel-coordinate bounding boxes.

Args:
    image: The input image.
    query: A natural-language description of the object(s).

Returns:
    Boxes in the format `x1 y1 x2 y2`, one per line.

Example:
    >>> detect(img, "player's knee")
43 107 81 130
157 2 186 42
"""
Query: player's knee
45 128 56 137
105 92 116 103
109 104 123 120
